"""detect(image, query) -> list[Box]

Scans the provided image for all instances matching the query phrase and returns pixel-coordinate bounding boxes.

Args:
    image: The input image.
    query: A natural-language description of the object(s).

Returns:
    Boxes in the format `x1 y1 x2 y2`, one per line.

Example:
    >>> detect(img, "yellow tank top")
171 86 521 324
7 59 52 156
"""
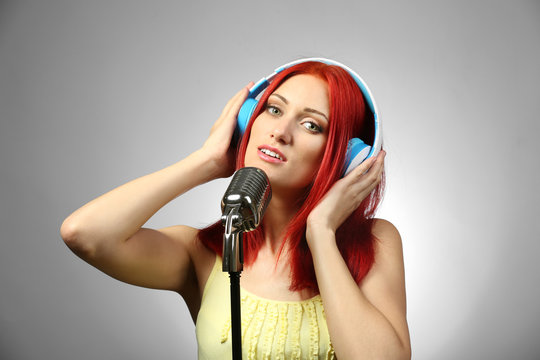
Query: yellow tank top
196 256 335 360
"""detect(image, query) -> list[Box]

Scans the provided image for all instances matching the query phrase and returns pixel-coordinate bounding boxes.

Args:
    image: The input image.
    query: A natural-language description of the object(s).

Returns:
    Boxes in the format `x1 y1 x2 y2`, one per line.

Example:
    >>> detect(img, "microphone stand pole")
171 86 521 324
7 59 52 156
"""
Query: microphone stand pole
222 207 243 360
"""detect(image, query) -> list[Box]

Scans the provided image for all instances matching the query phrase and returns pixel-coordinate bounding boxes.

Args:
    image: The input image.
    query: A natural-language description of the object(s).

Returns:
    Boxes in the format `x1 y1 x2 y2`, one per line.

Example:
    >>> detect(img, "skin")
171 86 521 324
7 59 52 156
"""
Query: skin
245 75 329 197
61 74 411 359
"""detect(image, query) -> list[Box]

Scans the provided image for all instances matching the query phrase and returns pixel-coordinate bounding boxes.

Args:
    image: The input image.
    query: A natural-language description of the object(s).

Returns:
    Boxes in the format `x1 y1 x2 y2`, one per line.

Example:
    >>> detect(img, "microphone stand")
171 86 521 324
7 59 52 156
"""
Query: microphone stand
222 206 243 360
221 166 272 359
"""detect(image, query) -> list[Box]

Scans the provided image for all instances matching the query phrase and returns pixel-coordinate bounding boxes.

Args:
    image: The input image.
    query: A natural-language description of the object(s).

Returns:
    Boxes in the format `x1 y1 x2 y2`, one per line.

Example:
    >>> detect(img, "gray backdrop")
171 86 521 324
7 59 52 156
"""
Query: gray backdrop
1 0 539 359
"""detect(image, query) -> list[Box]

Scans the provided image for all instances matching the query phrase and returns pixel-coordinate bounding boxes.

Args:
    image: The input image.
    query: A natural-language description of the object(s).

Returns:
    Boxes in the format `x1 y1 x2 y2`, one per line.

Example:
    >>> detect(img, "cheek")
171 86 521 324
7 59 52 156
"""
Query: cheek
245 120 263 147
246 118 263 143
250 114 267 134
306 137 327 159
298 139 327 171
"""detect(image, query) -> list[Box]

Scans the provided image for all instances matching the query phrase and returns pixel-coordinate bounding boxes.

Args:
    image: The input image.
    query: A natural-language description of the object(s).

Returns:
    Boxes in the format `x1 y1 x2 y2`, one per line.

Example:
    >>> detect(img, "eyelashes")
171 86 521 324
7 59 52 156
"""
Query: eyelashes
265 104 324 134
267 105 282 116
302 121 323 133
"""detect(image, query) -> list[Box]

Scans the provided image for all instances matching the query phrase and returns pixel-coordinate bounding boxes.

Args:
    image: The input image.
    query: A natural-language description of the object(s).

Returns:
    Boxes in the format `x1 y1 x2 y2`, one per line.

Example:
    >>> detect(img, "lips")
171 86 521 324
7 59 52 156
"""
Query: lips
257 145 287 162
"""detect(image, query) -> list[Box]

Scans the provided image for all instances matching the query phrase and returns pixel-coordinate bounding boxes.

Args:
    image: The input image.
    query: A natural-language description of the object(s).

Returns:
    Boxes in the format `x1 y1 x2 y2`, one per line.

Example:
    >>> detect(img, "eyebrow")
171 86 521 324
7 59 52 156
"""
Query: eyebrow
270 93 329 122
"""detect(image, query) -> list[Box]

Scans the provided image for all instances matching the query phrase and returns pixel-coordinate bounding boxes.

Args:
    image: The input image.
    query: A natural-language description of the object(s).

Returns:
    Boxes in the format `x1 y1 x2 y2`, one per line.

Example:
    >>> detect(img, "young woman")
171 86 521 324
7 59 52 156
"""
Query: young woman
61 60 411 359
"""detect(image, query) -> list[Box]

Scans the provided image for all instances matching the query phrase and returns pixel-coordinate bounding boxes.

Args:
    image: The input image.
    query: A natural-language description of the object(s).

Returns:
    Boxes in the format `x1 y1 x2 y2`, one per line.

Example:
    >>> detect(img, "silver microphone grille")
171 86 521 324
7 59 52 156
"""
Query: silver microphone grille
221 167 272 232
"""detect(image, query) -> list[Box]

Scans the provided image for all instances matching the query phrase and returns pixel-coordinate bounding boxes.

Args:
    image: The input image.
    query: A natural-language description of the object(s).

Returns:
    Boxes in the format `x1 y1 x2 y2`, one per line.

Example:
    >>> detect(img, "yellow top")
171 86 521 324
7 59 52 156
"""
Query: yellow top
196 256 335 360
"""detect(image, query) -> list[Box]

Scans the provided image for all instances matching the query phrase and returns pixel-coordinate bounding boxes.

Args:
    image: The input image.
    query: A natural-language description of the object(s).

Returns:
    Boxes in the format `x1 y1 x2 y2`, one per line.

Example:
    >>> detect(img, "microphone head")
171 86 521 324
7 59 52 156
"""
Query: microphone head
221 167 272 232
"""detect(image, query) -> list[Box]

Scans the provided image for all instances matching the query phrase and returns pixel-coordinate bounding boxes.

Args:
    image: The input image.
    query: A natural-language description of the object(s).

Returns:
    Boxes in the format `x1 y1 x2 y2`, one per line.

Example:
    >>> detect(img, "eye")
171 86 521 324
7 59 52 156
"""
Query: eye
266 105 282 116
302 121 323 133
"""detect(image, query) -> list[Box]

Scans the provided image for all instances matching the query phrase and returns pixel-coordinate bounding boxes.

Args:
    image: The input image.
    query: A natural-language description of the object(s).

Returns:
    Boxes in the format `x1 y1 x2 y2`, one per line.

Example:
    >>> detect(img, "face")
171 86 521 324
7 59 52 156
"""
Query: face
244 74 330 196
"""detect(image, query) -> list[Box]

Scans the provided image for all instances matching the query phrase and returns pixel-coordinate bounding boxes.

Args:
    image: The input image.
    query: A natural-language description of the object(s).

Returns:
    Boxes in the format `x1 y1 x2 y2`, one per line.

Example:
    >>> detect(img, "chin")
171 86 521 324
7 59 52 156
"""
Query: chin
248 162 274 179
244 155 271 173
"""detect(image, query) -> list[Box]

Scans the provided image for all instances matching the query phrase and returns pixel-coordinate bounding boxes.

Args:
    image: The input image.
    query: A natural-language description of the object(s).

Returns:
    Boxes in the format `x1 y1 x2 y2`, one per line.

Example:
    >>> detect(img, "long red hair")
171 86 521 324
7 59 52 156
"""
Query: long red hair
198 61 384 292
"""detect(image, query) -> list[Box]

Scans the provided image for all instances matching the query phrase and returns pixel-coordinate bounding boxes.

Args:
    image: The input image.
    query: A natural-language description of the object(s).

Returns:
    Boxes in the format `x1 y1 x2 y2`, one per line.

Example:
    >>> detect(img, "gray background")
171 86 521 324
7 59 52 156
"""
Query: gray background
1 0 539 359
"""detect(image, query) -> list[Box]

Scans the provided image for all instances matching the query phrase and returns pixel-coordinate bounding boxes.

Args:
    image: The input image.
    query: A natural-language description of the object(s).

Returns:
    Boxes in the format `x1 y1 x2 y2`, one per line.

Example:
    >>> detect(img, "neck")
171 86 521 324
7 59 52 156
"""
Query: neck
261 189 304 254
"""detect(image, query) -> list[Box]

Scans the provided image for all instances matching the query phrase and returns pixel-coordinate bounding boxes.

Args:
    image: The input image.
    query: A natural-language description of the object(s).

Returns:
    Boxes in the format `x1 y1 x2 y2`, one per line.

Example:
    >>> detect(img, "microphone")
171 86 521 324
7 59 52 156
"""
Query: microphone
221 167 272 272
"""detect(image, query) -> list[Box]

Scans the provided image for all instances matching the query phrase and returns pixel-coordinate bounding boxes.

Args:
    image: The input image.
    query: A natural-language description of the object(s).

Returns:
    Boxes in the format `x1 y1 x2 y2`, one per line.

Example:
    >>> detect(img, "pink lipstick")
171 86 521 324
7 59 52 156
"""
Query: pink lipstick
257 145 287 163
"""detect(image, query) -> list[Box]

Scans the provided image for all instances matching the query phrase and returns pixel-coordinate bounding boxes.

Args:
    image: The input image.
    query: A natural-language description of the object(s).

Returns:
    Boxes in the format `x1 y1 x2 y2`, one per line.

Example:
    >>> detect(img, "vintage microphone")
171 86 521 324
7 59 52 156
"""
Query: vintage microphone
221 167 272 360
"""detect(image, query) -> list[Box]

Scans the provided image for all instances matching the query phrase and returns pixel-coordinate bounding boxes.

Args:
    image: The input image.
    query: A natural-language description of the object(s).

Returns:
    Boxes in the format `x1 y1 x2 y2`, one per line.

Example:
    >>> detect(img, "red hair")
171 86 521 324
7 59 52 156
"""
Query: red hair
199 61 384 292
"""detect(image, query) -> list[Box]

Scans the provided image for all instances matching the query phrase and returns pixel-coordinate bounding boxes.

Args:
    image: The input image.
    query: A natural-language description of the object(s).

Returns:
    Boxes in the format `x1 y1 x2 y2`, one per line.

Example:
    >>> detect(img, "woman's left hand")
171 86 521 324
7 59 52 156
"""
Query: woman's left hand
306 150 386 241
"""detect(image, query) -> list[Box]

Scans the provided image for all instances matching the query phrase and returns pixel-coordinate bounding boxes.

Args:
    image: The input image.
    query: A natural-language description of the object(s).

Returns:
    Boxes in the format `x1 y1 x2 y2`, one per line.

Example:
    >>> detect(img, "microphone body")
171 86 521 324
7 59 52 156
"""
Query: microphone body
221 167 272 272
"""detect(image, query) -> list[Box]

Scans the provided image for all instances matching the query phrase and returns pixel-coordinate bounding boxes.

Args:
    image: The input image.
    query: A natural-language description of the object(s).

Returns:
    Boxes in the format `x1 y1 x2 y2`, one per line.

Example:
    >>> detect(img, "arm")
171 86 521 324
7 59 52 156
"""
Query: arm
306 152 411 359
60 84 252 299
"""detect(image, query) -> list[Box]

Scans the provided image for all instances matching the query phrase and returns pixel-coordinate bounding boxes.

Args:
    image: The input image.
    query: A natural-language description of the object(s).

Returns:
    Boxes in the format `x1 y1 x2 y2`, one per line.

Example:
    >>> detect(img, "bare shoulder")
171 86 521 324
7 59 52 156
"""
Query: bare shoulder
372 218 402 246
370 218 404 262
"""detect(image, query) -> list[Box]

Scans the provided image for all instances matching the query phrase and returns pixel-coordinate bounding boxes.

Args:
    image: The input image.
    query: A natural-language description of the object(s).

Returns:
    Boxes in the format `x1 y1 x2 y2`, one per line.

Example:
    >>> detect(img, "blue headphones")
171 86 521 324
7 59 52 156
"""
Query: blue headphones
237 58 382 176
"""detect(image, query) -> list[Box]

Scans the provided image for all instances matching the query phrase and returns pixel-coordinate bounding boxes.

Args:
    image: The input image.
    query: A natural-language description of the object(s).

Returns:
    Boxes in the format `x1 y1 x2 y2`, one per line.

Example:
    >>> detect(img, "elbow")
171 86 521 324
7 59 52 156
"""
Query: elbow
60 216 96 259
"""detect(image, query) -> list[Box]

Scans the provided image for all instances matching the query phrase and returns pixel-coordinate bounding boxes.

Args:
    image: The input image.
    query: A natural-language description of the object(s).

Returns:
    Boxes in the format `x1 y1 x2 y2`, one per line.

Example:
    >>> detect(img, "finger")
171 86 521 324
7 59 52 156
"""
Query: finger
363 150 385 175
346 151 385 191
220 90 251 133
370 150 386 174
364 151 386 187
222 83 253 118
362 151 385 183
346 155 378 180
213 84 252 130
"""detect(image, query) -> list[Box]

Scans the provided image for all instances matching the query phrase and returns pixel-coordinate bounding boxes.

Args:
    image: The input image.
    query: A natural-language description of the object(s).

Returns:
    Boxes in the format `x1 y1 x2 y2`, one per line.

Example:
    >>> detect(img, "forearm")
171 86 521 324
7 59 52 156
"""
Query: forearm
308 228 410 360
61 149 218 248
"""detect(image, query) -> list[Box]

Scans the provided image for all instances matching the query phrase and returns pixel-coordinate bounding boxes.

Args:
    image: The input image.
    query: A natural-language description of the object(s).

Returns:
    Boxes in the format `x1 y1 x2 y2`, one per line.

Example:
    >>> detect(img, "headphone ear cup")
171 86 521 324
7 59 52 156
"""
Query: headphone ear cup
343 138 371 176
237 98 259 135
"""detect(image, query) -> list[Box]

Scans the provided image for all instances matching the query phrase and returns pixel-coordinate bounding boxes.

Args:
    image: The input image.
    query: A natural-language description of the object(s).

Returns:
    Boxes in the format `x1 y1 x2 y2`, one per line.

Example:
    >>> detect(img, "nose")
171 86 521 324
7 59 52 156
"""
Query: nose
271 119 293 145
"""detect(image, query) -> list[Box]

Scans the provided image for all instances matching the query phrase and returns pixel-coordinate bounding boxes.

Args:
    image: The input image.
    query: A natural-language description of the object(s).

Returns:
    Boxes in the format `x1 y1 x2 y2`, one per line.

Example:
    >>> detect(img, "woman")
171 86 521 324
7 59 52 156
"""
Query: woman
61 60 411 359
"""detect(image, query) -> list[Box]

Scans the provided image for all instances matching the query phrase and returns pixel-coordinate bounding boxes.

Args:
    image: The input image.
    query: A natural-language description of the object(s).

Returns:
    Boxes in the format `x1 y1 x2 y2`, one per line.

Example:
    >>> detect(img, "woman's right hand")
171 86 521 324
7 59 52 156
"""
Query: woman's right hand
199 83 253 179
